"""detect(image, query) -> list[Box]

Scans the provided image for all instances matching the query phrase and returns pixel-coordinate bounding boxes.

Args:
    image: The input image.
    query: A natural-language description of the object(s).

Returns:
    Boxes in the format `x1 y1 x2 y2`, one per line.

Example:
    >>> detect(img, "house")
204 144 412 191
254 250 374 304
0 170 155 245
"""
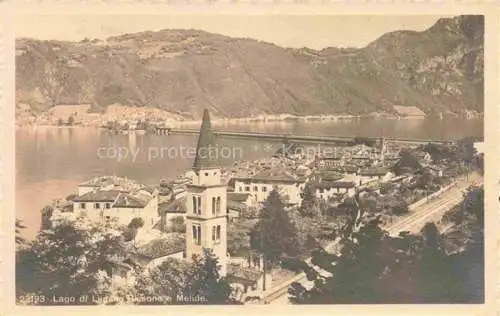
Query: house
76 176 142 196
130 233 186 268
384 151 401 162
315 152 345 169
233 168 306 205
357 167 393 186
71 176 159 229
227 192 253 206
312 169 344 182
313 181 356 200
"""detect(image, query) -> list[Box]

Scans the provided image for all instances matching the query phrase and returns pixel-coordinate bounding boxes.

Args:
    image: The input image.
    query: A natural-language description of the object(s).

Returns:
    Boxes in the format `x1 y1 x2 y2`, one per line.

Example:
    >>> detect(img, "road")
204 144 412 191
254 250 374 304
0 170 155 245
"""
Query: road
266 172 483 305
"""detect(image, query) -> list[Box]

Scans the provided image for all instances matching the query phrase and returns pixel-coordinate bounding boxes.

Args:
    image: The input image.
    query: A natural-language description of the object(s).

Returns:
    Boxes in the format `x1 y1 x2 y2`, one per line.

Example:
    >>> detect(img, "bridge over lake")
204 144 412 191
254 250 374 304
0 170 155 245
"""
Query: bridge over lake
156 127 453 145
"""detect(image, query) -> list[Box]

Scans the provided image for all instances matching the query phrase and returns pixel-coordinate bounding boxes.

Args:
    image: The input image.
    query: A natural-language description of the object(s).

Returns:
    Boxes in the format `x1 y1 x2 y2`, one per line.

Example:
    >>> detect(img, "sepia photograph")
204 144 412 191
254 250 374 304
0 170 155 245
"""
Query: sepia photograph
13 12 485 306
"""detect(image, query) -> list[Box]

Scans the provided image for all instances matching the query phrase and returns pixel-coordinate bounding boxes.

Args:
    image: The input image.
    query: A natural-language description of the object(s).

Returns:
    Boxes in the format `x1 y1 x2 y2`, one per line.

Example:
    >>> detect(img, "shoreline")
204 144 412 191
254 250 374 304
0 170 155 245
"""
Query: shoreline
15 111 483 129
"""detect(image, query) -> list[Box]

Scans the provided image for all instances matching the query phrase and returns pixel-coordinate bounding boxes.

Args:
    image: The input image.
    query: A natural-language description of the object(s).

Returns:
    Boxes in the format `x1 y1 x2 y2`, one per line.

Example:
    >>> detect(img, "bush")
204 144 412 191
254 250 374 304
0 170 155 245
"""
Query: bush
392 202 409 215
169 216 186 233
380 182 396 195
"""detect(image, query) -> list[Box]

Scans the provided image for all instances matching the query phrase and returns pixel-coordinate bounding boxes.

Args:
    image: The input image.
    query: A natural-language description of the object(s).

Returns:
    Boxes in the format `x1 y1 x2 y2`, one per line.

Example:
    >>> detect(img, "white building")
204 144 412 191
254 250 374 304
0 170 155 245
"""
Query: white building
357 167 393 186
314 181 356 200
72 187 159 229
233 168 306 205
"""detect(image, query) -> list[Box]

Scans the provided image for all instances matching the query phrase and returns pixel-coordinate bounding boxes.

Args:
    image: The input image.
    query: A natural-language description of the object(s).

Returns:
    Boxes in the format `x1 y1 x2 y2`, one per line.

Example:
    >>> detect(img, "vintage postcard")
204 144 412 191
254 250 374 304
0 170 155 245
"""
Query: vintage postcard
1 1 498 315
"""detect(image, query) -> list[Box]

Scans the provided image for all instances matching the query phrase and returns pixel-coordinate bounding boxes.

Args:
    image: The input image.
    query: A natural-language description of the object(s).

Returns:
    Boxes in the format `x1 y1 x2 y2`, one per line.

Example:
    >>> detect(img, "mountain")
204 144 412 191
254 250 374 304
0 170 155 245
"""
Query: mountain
15 15 483 120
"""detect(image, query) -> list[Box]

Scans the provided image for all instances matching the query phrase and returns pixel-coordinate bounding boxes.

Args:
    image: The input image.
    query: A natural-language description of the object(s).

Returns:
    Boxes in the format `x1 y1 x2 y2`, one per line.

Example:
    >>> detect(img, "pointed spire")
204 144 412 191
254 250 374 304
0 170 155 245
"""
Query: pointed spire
193 109 218 171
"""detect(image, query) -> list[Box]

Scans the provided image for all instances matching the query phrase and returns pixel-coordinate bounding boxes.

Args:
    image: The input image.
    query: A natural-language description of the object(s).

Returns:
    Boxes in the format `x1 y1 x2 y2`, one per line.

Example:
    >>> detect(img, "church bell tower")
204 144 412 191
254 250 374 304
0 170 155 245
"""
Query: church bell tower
185 109 228 277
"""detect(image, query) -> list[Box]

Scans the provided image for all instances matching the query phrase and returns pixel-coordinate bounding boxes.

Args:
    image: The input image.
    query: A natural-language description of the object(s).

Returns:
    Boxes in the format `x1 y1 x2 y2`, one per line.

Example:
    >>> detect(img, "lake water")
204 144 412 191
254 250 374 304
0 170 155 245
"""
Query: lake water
16 117 483 239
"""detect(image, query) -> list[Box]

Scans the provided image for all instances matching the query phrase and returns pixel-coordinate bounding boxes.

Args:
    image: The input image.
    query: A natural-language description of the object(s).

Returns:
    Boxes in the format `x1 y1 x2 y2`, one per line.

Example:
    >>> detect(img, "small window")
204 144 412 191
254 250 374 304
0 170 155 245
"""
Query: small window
192 224 201 245
105 203 111 209
216 197 221 214
214 172 217 175
213 225 221 244
253 186 258 192
94 203 100 209
205 172 209 176
262 186 267 192
80 203 86 209
319 188 324 193
105 216 110 220
239 187 243 192
245 186 250 192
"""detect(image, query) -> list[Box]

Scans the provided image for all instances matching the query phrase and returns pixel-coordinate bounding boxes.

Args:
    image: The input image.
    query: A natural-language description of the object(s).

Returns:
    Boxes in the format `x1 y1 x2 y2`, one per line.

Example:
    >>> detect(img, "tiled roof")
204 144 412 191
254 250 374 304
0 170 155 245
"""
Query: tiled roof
159 196 187 214
343 165 360 173
313 170 344 181
227 200 247 212
314 181 356 189
227 263 262 282
73 190 121 202
114 194 149 208
227 192 251 203
80 176 139 190
251 168 298 183
143 186 157 194
359 168 389 176
136 234 185 259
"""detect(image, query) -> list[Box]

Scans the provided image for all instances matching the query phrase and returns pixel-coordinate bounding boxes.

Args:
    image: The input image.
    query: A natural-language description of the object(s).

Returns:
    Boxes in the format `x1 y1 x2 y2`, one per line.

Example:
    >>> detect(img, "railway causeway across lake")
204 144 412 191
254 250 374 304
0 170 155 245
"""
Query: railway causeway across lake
155 127 453 146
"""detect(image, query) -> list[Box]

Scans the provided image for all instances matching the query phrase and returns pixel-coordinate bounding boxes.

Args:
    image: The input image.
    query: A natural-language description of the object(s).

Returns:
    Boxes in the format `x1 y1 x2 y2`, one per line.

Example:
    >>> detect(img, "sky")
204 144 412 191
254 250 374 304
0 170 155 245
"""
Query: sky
16 15 447 49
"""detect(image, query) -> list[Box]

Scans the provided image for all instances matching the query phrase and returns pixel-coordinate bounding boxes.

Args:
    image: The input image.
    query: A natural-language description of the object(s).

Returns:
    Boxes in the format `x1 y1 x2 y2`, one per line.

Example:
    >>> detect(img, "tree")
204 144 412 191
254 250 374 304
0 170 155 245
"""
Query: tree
16 219 127 304
127 217 144 245
288 184 485 304
299 183 318 218
15 219 26 248
359 196 378 214
56 118 64 126
379 182 396 195
133 249 237 305
67 115 75 126
40 205 54 230
250 188 300 265
227 224 250 256
392 201 409 215
457 137 477 180
133 258 190 305
415 171 435 191
289 216 393 304
169 216 186 233
184 249 234 304
391 150 423 176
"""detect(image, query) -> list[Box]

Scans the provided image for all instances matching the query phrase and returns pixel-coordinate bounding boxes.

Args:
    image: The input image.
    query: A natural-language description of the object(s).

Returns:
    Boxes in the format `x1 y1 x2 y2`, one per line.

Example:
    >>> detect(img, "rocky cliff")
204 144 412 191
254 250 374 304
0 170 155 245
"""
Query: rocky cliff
16 15 483 120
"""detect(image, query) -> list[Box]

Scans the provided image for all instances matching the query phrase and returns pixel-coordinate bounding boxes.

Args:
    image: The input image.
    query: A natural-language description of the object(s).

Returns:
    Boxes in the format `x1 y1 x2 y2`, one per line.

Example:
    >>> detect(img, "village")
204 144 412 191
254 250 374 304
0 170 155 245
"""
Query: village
38 109 483 304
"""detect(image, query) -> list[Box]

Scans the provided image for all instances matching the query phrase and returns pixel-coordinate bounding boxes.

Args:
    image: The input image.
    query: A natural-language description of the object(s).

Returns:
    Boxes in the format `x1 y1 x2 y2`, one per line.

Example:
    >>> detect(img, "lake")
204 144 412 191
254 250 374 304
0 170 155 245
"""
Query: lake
16 117 483 239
